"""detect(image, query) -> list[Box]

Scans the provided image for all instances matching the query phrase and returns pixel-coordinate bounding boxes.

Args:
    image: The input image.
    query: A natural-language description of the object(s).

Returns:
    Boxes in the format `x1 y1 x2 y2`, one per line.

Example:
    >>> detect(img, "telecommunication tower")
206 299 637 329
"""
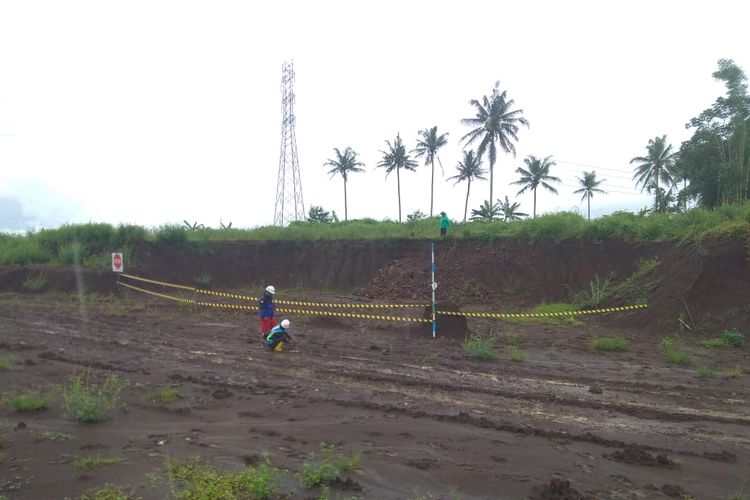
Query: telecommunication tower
274 61 305 225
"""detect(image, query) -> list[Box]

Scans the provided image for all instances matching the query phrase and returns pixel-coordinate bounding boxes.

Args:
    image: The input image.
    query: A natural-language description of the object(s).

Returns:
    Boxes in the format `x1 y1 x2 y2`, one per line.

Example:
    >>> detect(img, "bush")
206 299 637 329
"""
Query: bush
22 272 47 292
144 386 183 405
569 273 613 309
507 346 527 362
463 337 497 361
78 484 137 500
589 336 631 352
6 393 50 412
660 337 694 366
61 371 126 422
157 454 285 499
299 443 361 489
722 329 745 348
154 224 188 246
0 236 52 265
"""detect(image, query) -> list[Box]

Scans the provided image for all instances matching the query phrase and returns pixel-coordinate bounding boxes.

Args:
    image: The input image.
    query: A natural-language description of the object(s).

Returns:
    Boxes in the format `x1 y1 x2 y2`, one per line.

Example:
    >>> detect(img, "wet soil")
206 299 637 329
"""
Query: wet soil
1 291 748 499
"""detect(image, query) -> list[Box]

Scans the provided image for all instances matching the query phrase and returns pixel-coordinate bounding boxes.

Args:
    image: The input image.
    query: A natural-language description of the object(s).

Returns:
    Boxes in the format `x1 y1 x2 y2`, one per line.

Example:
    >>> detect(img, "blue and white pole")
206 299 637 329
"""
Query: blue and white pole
431 242 437 338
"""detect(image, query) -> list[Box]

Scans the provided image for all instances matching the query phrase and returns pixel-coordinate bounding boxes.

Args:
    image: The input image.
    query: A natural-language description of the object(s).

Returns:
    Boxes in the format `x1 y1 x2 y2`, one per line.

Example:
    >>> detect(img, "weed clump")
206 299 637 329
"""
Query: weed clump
143 386 184 405
6 393 50 412
722 329 745 348
589 336 631 352
73 455 125 471
0 355 15 371
463 336 497 361
61 371 126 423
78 484 138 500
507 346 527 362
660 337 694 366
299 443 361 489
155 454 285 499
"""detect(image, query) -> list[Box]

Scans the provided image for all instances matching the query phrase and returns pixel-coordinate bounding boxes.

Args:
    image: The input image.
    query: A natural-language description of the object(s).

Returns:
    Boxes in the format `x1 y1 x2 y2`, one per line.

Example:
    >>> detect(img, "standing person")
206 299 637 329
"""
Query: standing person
439 212 451 238
266 319 292 351
258 285 276 338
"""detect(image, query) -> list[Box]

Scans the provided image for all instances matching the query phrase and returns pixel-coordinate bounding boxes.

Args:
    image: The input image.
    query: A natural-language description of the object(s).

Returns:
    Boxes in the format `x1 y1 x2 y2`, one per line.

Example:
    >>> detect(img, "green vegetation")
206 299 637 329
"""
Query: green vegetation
507 346 527 362
421 352 440 363
659 337 694 366
700 329 746 348
0 354 15 371
696 364 717 379
143 386 184 405
503 331 521 345
463 336 497 361
723 365 742 378
299 443 361 489
6 393 50 412
78 485 138 500
569 273 614 309
589 336 631 352
2 204 750 266
503 303 581 326
155 454 285 499
61 371 126 422
73 455 125 471
727 481 748 500
32 430 74 442
22 272 47 292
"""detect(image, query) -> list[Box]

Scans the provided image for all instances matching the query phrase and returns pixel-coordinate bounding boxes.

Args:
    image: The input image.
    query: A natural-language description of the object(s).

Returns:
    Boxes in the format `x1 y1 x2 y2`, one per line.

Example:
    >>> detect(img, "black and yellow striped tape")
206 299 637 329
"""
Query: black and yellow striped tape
118 282 195 304
436 303 648 319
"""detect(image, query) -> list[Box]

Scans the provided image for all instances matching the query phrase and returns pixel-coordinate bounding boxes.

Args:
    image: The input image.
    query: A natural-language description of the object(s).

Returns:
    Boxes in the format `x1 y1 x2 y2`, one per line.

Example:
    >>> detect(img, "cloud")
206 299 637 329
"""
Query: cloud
0 196 34 231
0 179 85 232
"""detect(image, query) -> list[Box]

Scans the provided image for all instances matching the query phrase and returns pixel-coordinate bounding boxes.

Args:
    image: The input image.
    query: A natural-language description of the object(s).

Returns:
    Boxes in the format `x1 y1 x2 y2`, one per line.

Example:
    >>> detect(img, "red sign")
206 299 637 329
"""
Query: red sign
112 253 124 273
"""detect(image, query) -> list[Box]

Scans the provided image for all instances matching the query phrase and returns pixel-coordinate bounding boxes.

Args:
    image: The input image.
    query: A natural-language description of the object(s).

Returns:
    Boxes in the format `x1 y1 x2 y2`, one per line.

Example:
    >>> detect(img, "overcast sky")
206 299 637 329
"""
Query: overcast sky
1 0 748 231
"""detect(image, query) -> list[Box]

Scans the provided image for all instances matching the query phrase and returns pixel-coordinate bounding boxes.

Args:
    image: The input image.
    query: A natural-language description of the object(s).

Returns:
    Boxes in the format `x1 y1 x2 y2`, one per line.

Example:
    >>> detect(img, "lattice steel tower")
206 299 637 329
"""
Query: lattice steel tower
274 60 305 225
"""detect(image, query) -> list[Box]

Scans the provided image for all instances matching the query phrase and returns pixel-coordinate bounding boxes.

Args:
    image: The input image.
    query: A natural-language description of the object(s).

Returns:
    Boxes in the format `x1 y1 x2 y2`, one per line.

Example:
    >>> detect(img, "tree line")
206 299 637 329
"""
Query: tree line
314 59 748 224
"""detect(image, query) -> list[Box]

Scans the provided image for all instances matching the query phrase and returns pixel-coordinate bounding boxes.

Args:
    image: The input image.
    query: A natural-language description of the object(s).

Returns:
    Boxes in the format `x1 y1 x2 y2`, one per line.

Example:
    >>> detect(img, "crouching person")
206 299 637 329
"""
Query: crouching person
265 319 292 352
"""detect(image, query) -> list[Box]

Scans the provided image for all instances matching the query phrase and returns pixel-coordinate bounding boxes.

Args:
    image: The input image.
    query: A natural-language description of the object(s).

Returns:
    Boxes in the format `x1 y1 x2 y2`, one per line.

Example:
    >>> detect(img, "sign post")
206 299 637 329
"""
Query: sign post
112 253 124 273
431 243 437 338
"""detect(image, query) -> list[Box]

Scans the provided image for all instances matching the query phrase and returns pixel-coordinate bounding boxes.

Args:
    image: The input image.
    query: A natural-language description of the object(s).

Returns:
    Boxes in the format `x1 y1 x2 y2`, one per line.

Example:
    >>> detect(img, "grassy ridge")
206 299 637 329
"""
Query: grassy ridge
1 203 749 266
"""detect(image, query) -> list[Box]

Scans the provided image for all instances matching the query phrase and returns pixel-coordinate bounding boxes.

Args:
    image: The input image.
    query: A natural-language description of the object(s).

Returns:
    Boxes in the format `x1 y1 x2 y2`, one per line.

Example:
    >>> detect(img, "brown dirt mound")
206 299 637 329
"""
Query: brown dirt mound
605 446 677 468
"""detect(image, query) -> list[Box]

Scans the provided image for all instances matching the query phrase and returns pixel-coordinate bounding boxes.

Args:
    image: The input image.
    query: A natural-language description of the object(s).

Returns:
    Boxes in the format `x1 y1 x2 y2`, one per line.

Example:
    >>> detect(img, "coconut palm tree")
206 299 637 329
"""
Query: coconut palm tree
511 155 561 218
630 135 676 213
461 81 529 205
377 134 418 222
497 195 527 221
470 200 501 221
573 171 607 220
414 126 449 217
324 147 365 221
447 150 487 222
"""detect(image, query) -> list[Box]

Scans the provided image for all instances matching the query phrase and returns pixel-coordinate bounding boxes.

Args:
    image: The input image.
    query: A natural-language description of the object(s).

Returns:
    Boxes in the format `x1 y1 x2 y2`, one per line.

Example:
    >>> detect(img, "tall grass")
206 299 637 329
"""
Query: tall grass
1 203 749 265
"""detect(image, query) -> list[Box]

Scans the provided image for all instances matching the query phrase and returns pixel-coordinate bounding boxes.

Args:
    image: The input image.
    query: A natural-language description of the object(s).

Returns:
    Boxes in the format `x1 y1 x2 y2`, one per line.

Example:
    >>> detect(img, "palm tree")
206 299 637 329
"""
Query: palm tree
461 81 529 205
497 195 527 221
511 155 561 218
447 150 486 222
377 134 418 222
573 171 607 220
324 147 365 221
470 200 501 221
414 126 449 217
630 135 676 213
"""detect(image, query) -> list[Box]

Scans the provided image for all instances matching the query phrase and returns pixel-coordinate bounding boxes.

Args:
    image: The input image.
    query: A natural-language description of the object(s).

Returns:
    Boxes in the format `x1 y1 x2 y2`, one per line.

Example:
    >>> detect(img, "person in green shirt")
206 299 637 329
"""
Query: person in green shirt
439 212 451 238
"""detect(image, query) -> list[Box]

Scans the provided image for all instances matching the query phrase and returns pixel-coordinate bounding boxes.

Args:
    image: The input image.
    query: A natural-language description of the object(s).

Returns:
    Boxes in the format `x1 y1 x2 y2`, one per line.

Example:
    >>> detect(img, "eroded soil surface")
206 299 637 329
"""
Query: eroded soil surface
1 292 748 499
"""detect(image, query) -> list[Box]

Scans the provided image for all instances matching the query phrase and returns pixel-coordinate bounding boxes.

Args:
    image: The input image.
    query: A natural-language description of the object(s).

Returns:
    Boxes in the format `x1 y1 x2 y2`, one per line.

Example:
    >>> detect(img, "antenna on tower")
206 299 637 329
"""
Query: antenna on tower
274 60 305 225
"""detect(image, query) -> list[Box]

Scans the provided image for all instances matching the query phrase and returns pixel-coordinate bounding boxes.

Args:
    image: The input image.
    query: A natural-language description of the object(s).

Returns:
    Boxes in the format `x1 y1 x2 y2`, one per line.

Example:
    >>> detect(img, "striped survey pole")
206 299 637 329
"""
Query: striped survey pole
431 242 437 338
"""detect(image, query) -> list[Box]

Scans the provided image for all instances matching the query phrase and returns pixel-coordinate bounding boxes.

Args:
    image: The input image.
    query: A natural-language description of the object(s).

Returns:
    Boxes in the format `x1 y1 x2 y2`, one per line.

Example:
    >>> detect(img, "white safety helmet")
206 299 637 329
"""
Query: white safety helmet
265 285 276 295
281 319 290 329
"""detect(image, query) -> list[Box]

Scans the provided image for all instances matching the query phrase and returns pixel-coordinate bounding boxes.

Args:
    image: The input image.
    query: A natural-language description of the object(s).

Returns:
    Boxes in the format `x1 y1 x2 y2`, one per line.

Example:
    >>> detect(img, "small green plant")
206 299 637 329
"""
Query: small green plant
78 484 138 500
61 371 126 422
700 338 729 348
568 273 613 308
73 455 125 471
0 355 15 371
193 272 212 287
6 393 50 412
22 272 47 292
696 364 716 379
32 430 75 442
589 336 631 352
503 331 521 345
144 386 184 405
463 336 497 361
507 346 527 362
299 443 361 489
659 336 694 366
156 454 285 499
722 329 745 348
422 352 440 363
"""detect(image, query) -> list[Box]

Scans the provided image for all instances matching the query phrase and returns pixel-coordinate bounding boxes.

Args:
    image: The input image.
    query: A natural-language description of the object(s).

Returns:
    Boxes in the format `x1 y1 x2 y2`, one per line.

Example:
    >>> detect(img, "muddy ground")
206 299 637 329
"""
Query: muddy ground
1 289 748 499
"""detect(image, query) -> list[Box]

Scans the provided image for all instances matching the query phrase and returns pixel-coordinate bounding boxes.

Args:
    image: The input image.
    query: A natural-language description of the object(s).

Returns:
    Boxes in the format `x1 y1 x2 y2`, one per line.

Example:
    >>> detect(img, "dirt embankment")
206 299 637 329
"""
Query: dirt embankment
1 237 748 331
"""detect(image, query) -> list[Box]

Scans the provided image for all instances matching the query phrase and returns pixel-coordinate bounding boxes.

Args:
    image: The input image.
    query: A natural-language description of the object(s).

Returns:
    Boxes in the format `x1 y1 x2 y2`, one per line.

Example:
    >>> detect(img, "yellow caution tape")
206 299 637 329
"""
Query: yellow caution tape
276 307 431 323
437 303 648 319
120 273 196 291
118 282 195 304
